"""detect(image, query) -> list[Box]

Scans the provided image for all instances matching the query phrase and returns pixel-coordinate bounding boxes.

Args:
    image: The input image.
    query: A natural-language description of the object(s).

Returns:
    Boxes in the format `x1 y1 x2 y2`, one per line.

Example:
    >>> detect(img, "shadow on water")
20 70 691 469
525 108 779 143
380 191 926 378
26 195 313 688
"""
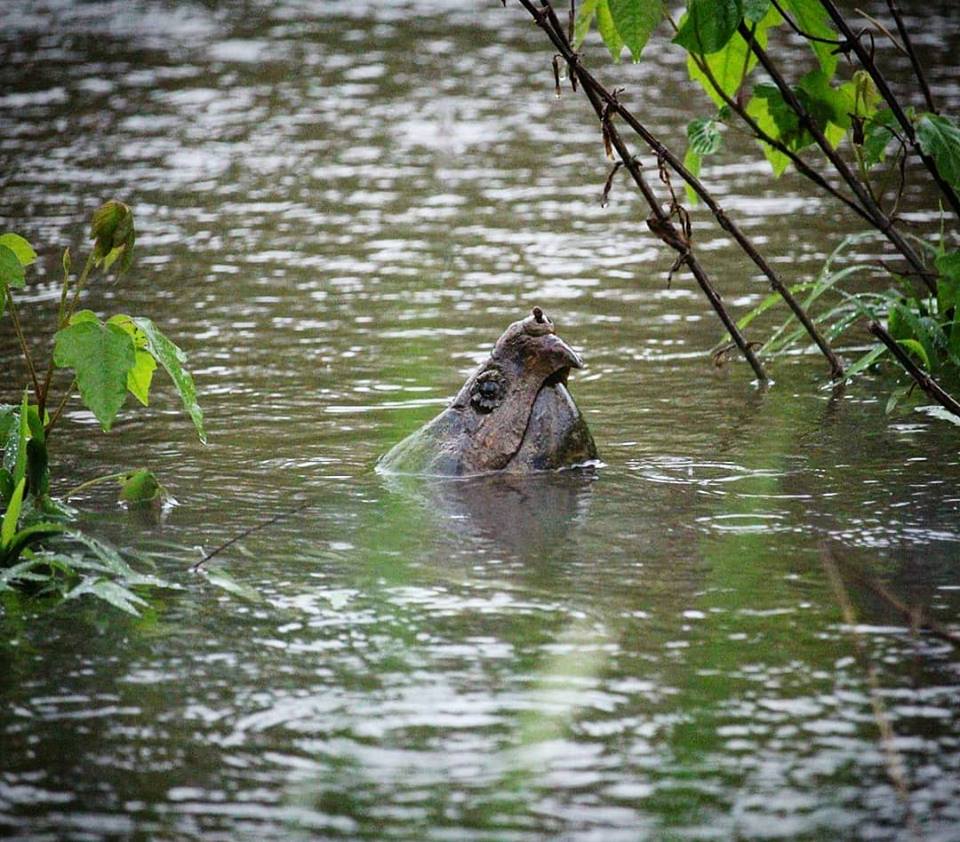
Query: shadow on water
380 469 597 562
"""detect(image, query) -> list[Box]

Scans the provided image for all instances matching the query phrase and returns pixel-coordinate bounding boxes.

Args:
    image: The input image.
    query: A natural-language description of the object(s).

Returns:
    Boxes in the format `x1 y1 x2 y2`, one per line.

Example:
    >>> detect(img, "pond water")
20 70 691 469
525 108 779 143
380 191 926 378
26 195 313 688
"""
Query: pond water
2 1 960 839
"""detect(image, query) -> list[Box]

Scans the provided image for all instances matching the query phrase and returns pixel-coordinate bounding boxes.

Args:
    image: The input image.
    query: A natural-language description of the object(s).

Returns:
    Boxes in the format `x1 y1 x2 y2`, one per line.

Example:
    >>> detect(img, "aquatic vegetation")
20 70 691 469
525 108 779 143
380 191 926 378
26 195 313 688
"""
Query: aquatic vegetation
0 202 204 612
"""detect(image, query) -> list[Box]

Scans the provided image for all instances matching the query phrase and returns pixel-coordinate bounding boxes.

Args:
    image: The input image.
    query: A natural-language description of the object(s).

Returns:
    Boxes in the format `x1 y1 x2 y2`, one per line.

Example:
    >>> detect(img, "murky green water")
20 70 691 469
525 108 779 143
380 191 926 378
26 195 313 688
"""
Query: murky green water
2 1 960 839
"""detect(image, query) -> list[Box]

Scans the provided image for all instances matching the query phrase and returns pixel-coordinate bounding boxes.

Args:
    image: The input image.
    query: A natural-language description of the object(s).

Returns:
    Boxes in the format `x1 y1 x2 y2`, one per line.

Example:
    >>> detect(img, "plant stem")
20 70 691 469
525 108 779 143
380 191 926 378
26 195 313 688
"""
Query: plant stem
884 0 938 115
868 320 960 418
521 0 769 381
740 23 938 295
5 291 42 401
44 379 76 434
817 0 960 221
38 251 96 420
532 1 848 377
64 470 129 500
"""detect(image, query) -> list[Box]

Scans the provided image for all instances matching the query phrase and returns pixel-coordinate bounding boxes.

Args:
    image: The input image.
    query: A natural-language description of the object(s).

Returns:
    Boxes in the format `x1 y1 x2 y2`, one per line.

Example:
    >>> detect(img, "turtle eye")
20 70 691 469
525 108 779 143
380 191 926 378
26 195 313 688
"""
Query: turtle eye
471 369 505 413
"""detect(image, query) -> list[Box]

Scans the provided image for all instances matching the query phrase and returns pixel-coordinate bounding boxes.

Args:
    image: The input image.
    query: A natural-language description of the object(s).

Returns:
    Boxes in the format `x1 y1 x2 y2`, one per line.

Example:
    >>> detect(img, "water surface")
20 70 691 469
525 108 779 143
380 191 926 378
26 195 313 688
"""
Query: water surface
2 1 959 839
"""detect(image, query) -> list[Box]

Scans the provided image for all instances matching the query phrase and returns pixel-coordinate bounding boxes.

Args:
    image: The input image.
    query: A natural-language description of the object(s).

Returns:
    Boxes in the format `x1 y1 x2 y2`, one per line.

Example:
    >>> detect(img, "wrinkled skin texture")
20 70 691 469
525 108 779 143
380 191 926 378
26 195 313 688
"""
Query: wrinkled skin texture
378 309 598 476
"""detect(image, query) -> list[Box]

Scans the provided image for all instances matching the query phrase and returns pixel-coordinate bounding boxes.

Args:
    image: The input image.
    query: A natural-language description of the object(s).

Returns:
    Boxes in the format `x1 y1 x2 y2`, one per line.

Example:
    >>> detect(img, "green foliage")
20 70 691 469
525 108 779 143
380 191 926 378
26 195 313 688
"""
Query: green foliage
130 317 206 443
779 0 838 76
574 0 661 61
683 118 723 204
54 318 137 431
0 200 207 615
686 7 779 109
916 113 960 192
673 0 742 55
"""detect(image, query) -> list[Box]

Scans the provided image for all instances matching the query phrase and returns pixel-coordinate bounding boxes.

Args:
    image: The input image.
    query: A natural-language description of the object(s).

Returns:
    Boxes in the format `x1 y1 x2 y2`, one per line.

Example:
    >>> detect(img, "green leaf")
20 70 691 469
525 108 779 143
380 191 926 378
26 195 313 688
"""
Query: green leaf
686 6 780 109
897 338 930 371
674 0 742 54
745 84 793 176
65 578 148 617
861 108 900 169
743 0 770 22
201 564 263 603
0 469 12 506
797 70 851 147
687 117 723 155
573 0 601 47
108 315 157 406
131 317 206 444
13 392 28 488
780 0 838 77
53 319 136 431
2 477 26 549
0 233 37 267
935 251 960 315
609 0 663 61
0 244 25 293
916 113 960 191
841 345 886 381
2 521 64 565
596 0 626 61
118 469 162 506
26 438 49 498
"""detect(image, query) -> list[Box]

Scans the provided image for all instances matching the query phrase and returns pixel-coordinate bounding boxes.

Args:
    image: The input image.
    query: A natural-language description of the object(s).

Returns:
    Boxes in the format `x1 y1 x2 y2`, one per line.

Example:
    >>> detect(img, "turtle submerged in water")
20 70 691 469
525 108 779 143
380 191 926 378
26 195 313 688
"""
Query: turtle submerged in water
378 308 598 476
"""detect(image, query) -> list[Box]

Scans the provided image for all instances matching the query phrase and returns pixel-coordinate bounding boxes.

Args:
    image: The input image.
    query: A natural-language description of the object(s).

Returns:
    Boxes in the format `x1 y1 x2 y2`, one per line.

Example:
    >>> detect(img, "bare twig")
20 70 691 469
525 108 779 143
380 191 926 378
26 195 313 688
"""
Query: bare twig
884 0 938 114
868 320 960 418
521 0 769 380
5 292 42 401
191 501 311 571
533 2 844 377
44 379 75 434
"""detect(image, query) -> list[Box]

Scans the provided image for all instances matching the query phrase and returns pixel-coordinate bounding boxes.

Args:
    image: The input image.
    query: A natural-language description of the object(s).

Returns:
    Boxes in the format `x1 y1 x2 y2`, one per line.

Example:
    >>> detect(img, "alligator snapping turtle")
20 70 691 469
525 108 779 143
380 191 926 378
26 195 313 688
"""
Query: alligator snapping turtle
378 308 597 476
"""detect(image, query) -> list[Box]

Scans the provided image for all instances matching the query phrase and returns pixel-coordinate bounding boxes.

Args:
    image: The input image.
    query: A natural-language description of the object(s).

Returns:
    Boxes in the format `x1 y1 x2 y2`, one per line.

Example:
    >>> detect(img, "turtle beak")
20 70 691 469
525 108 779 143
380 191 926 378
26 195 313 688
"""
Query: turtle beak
543 333 584 371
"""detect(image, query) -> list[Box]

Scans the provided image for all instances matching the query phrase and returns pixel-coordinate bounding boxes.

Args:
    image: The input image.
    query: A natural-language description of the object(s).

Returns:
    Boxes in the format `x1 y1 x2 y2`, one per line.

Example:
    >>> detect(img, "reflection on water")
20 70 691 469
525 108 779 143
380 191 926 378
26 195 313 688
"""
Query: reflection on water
2 0 960 839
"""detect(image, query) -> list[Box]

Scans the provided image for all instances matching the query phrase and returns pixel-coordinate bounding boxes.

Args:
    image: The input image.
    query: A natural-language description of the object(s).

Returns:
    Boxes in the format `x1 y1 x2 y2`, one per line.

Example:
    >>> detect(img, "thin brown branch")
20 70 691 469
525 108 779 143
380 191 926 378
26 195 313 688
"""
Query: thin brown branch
868 320 960 418
5 291 42 401
44 379 75 434
522 0 769 380
884 0 938 114
536 4 843 377
819 0 960 221
770 0 846 46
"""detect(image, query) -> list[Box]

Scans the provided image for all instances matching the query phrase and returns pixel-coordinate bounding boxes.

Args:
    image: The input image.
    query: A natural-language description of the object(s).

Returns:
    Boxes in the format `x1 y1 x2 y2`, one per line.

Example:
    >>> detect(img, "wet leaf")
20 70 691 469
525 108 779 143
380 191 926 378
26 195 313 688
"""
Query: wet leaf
609 0 662 62
108 315 157 406
573 0 600 47
131 317 206 444
26 438 49 498
916 112 960 191
674 0 742 55
596 0 625 61
202 564 263 603
0 244 25 292
2 477 26 549
53 319 136 431
687 117 723 155
66 578 148 617
780 0 838 77
0 233 37 267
